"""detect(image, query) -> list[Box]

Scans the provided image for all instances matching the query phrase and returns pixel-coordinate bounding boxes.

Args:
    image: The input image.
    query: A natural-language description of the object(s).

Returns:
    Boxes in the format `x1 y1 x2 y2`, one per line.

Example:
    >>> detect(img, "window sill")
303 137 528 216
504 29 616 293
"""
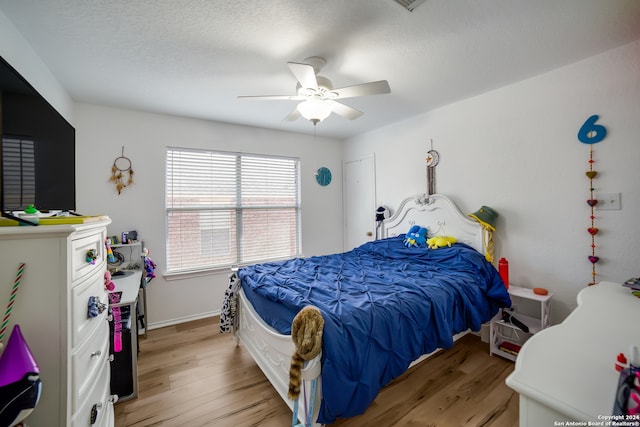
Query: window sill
163 267 230 281
163 253 302 281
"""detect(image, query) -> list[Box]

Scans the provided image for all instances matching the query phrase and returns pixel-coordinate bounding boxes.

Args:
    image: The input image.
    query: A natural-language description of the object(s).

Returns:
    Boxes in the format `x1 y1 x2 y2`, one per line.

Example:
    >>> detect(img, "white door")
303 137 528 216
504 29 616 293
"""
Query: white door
343 155 375 251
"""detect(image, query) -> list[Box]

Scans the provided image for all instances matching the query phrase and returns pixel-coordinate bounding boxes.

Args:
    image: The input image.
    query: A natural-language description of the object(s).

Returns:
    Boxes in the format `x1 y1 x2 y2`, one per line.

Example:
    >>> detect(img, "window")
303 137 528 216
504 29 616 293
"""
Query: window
2 137 36 209
165 147 300 274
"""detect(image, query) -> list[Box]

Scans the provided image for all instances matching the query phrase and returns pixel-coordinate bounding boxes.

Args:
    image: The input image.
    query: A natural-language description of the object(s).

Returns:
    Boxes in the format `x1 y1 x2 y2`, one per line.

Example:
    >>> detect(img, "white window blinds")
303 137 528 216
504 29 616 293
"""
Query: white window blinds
165 147 300 274
2 137 36 209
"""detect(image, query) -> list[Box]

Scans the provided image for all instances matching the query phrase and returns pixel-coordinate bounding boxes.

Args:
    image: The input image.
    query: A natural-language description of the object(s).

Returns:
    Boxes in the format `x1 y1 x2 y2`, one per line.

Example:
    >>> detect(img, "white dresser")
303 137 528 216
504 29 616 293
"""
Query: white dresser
0 219 115 427
506 282 640 426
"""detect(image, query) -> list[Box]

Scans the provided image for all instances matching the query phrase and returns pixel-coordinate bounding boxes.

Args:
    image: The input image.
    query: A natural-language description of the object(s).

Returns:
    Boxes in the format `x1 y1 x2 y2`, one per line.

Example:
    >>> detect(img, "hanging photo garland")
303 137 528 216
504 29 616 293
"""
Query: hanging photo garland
577 114 607 286
110 146 134 194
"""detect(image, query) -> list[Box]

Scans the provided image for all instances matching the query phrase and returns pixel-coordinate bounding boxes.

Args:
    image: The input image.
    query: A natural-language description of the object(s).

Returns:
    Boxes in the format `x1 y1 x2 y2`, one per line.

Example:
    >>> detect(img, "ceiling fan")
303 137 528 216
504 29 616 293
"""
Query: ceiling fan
238 56 391 125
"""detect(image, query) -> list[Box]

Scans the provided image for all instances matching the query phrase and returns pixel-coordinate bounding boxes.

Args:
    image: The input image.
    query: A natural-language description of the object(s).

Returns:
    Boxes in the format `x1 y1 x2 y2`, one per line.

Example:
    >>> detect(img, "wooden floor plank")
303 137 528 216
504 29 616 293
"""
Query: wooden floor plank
115 317 518 426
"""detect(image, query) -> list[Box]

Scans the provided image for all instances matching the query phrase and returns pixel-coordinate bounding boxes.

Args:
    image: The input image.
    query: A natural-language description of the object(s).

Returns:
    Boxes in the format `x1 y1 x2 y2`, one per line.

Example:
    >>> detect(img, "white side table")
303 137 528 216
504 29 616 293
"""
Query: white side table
489 285 553 361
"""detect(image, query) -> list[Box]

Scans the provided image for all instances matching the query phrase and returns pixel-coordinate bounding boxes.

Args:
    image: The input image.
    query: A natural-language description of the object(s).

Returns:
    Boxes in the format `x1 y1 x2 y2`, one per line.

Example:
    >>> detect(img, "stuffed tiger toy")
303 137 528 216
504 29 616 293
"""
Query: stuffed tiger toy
288 306 324 400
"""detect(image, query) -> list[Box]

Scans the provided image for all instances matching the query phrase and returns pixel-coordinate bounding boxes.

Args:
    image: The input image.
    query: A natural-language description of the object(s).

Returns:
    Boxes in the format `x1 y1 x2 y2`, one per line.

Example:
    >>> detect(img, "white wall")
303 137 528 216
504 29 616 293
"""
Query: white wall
74 104 344 328
344 40 640 322
0 9 74 123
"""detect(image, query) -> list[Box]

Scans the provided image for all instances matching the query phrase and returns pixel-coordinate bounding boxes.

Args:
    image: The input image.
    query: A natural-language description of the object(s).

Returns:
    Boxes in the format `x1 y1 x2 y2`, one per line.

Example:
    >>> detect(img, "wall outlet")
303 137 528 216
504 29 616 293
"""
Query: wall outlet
595 192 621 210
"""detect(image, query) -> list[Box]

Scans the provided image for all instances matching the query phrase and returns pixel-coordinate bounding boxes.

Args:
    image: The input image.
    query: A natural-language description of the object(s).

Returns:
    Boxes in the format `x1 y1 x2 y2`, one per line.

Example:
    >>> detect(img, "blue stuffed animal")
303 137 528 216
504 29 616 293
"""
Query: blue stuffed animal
404 225 428 248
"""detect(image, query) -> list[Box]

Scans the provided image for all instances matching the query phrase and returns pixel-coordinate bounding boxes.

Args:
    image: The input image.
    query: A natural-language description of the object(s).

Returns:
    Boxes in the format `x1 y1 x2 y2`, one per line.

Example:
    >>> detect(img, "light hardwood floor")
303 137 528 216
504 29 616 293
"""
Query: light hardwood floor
115 317 518 426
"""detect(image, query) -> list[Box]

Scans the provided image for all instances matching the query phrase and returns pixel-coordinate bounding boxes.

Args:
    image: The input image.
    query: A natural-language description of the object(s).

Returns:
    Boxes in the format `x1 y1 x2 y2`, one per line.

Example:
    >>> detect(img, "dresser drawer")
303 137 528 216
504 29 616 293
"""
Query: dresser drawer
72 356 112 427
72 270 108 348
72 319 109 411
72 229 107 283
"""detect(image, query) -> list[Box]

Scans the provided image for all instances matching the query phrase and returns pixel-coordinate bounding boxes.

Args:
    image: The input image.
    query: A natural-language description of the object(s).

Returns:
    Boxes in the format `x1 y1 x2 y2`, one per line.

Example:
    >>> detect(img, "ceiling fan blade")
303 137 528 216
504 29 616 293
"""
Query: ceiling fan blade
328 100 363 120
288 62 318 90
283 107 301 122
238 94 303 101
332 80 391 99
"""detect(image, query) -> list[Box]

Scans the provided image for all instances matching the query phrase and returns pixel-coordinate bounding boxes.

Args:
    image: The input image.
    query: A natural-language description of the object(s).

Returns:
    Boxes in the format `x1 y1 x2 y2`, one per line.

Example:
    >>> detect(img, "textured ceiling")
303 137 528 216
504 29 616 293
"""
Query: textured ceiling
1 0 639 139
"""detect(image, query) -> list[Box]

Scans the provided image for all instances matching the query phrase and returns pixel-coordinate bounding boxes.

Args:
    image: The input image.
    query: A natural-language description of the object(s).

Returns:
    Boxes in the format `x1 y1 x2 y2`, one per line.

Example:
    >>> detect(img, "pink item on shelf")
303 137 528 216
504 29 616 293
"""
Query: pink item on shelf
104 271 116 291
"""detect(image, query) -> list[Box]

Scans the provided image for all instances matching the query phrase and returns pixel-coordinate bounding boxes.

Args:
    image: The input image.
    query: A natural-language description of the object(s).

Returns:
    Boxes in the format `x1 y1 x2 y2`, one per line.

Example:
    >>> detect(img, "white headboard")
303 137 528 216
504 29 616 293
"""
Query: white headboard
383 193 486 254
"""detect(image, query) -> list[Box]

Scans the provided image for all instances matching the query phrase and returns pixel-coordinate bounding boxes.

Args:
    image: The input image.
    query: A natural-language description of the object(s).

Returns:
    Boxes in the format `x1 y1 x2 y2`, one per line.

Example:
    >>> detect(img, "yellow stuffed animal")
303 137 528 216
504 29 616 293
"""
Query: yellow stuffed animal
427 235 457 249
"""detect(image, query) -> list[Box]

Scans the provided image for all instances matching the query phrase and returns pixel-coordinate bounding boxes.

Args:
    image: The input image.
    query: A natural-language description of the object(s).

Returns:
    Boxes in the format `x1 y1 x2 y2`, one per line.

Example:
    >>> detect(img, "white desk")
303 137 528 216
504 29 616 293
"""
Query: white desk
111 270 142 306
506 282 640 426
109 270 142 401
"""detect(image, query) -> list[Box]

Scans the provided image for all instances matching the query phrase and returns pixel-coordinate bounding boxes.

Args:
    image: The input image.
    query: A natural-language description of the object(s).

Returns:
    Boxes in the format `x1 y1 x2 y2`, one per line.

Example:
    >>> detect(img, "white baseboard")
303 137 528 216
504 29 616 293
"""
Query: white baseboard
146 310 220 331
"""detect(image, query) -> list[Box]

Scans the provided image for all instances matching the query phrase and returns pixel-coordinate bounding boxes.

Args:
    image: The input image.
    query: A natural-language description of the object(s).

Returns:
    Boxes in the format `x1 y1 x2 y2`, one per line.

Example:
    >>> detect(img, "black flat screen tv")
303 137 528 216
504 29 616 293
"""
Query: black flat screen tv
0 55 76 219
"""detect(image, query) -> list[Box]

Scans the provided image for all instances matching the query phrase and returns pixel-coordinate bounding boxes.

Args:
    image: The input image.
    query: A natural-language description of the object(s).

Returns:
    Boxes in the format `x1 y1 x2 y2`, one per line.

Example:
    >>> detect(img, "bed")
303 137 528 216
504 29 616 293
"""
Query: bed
221 193 511 426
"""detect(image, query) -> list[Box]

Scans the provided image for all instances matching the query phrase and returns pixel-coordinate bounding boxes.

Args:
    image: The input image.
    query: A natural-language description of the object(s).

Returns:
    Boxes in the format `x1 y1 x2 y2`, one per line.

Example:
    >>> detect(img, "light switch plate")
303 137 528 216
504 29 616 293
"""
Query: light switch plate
595 192 621 210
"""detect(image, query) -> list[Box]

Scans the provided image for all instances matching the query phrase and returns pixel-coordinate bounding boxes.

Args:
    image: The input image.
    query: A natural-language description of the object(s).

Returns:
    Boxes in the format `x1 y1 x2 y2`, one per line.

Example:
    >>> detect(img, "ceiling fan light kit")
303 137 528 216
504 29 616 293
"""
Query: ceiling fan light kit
297 99 334 124
238 56 391 125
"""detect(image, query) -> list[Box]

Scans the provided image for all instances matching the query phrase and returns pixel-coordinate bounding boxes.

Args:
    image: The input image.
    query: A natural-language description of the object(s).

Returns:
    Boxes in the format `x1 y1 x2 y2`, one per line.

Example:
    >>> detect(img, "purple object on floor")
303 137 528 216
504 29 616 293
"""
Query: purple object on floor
0 324 41 427
0 325 39 387
0 325 40 387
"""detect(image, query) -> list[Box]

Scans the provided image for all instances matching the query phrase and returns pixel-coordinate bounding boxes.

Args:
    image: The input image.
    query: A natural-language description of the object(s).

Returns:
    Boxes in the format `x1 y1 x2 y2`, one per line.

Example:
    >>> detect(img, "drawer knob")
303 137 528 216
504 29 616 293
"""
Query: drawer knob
88 296 106 318
86 249 98 264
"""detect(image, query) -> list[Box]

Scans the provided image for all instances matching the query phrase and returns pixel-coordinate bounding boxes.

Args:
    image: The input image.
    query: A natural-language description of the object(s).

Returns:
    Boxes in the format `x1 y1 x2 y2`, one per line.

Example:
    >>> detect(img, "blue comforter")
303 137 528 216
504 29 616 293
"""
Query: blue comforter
239 236 511 424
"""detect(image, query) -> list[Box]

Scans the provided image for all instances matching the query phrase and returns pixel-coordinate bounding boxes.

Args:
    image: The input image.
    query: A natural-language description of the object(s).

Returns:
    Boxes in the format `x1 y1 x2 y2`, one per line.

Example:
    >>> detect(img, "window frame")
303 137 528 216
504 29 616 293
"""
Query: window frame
165 146 301 276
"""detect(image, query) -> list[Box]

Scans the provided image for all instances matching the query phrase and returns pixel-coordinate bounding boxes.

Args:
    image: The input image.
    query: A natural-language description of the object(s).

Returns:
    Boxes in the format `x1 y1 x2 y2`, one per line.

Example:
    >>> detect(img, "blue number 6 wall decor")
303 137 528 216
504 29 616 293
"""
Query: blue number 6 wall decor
578 114 607 144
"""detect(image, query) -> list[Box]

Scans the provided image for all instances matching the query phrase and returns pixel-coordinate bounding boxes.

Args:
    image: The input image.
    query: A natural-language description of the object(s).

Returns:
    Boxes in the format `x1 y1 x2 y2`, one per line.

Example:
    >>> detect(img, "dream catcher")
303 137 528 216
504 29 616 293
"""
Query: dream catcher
110 147 134 194
577 115 607 286
425 139 439 195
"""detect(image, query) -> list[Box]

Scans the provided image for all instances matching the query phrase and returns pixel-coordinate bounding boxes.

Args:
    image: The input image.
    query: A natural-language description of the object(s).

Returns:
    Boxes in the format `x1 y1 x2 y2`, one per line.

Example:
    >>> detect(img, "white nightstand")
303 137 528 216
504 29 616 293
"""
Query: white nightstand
489 285 553 361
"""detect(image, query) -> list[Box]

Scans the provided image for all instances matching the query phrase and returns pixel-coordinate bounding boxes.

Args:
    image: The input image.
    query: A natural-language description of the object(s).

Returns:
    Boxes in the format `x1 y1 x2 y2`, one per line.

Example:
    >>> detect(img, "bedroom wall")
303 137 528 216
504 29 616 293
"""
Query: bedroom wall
344 40 640 323
74 104 345 328
0 9 74 123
